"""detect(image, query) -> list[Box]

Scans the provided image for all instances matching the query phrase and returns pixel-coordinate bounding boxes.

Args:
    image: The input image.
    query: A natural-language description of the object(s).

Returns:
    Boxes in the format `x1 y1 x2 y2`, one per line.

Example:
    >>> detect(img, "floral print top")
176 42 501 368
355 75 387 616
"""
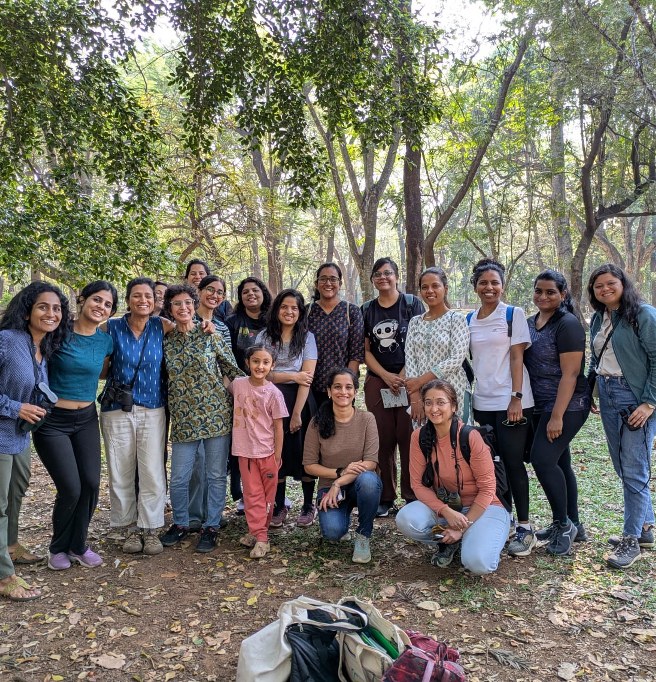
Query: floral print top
164 325 243 442
405 310 470 414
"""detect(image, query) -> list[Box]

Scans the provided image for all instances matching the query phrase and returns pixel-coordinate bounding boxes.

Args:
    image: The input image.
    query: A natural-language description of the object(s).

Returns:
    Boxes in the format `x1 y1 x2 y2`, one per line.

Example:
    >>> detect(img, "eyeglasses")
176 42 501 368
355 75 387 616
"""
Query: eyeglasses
171 299 195 308
502 417 528 427
423 399 451 408
318 276 340 284
372 270 395 279
203 286 225 296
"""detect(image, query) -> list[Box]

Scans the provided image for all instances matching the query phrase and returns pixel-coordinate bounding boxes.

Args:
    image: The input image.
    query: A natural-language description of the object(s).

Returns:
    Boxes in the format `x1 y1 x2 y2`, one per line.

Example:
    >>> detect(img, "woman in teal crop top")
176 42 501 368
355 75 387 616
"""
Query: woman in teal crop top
32 281 117 571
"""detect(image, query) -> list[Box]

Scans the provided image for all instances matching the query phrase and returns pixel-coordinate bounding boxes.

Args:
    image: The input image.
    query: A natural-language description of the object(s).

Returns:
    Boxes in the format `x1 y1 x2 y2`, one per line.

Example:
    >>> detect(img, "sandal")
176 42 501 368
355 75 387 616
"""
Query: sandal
0 575 42 601
9 544 44 565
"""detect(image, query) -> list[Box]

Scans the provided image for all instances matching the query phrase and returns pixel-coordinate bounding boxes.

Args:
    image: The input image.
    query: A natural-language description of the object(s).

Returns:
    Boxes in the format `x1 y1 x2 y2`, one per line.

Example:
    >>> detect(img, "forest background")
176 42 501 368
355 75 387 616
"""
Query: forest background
1 0 655 318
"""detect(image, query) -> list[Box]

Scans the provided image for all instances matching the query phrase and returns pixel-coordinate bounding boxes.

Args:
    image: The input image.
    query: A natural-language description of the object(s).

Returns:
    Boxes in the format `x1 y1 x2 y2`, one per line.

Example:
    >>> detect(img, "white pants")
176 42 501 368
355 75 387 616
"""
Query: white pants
100 406 166 530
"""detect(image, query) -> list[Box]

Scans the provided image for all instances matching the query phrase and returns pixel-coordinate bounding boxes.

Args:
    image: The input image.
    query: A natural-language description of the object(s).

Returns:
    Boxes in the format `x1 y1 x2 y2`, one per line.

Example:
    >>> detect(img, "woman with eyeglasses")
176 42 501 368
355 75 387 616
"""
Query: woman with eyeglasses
396 379 510 575
195 275 232 347
307 263 365 409
160 285 242 553
467 258 535 557
361 257 424 517
524 270 590 557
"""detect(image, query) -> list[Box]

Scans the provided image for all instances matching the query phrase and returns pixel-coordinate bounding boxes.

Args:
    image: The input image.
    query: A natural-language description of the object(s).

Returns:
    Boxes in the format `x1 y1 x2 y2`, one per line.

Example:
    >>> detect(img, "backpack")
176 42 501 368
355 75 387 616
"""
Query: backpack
418 420 511 513
466 305 514 336
361 292 417 318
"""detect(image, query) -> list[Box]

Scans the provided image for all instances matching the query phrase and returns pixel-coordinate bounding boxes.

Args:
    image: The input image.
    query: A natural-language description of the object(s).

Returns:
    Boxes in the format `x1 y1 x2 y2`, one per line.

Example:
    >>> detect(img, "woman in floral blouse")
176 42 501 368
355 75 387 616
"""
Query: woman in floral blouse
160 284 242 553
404 267 470 425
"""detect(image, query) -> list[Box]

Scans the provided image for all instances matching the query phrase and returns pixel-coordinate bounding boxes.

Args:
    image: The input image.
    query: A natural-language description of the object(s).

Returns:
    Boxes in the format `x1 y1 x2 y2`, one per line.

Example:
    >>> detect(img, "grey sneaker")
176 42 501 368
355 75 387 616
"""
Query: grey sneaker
574 522 589 543
546 519 578 556
122 529 143 554
507 526 537 557
607 536 641 569
352 533 371 564
609 524 654 549
535 521 559 546
143 531 163 555
430 542 459 568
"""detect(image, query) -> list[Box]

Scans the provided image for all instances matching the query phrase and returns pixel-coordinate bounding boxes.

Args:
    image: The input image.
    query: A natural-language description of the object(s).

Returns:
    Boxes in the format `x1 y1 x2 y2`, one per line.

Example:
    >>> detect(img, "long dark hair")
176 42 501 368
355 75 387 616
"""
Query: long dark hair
0 282 70 360
184 259 211 280
314 367 359 439
470 257 505 288
263 289 308 359
587 263 643 328
533 269 574 314
233 277 272 318
313 262 343 302
79 280 119 315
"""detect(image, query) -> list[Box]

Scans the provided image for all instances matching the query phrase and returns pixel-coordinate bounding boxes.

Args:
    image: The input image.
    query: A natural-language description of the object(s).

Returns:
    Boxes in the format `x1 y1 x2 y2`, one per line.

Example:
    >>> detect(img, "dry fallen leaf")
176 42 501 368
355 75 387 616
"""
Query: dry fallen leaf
557 662 577 680
90 652 126 670
417 600 440 611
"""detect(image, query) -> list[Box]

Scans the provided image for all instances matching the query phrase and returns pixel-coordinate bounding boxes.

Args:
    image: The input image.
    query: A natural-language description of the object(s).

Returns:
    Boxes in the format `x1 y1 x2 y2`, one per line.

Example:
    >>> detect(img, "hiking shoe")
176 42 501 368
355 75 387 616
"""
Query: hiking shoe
609 524 654 548
607 536 641 569
352 533 371 564
535 521 559 547
48 551 71 571
160 524 189 547
196 527 218 553
430 542 459 568
507 526 537 557
296 504 317 527
143 531 163 555
376 502 392 518
68 548 103 568
122 529 143 554
546 519 578 556
236 498 245 515
270 507 288 529
574 522 589 543
250 541 270 559
239 533 257 548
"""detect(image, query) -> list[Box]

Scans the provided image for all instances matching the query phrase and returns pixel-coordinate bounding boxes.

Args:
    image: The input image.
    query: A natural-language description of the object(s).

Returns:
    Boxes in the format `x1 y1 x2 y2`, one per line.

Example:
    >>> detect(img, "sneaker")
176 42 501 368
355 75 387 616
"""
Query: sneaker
236 499 245 515
574 522 589 543
339 531 351 542
607 536 641 569
239 533 257 548
250 541 270 559
430 542 459 568
196 527 218 553
48 551 71 571
352 533 371 564
507 526 537 557
546 519 578 556
376 502 392 518
296 504 317 527
160 524 189 547
609 524 654 548
68 548 103 568
122 529 143 554
270 507 288 529
535 521 559 546
143 531 163 555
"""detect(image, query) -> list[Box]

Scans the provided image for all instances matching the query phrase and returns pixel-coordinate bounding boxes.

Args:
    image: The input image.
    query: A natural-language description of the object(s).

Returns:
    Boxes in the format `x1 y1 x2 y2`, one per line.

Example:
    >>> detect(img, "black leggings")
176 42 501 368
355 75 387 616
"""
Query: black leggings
474 408 533 521
529 409 589 524
32 404 101 555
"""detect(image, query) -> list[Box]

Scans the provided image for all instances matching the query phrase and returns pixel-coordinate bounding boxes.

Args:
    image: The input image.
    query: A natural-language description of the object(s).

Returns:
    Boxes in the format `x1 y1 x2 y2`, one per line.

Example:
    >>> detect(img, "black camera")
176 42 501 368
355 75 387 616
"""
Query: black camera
620 406 641 431
99 378 134 412
18 382 58 432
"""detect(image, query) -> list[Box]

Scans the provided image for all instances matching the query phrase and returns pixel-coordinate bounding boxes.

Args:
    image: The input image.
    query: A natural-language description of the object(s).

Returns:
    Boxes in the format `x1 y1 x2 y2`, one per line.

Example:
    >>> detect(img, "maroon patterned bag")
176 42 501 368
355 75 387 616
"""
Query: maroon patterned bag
381 630 466 682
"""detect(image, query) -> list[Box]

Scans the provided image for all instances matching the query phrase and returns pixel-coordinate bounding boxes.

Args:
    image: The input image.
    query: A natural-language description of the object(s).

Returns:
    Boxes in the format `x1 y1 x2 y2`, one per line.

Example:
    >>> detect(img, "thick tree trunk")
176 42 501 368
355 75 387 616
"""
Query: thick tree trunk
403 141 423 294
550 113 572 271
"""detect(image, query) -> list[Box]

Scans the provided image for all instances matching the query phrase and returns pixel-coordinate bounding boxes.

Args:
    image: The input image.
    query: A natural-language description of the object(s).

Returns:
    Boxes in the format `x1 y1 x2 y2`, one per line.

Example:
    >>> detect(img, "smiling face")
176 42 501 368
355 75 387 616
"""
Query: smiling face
328 372 356 408
169 292 195 325
28 292 63 338
316 266 341 302
371 263 397 293
199 283 221 311
422 388 456 427
153 284 167 313
246 349 274 381
186 265 208 288
278 295 300 328
128 284 155 318
80 289 114 326
419 273 447 309
533 279 565 315
241 282 264 312
475 269 503 307
592 272 624 310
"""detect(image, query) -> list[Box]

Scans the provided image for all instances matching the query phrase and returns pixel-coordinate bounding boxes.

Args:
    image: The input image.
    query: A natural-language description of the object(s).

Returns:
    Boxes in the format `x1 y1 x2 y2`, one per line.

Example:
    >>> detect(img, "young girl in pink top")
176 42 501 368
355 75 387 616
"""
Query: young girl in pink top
231 345 288 558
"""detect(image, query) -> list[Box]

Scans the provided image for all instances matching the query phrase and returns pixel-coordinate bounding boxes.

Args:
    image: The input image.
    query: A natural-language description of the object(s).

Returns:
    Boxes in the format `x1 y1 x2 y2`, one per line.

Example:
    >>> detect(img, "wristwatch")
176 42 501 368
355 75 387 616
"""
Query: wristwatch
647 403 656 410
511 391 523 399
335 467 343 479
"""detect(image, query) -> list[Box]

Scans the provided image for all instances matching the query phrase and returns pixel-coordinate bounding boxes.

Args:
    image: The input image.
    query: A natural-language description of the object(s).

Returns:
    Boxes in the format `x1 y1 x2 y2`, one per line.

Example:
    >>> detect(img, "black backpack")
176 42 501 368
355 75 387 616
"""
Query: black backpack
419 419 512 513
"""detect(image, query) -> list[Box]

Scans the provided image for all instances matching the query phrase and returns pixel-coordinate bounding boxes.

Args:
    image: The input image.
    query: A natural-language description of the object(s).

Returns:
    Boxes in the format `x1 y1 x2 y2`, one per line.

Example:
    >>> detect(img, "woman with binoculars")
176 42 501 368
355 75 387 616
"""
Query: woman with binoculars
0 282 69 599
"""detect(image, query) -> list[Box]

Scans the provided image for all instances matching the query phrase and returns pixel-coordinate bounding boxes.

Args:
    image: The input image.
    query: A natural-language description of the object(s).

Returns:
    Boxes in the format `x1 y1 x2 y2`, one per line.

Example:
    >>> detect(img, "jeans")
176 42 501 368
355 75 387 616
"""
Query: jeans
6 445 30 548
0 446 31 580
188 441 207 526
396 501 511 575
598 376 656 536
33 404 101 555
317 471 382 540
170 435 230 529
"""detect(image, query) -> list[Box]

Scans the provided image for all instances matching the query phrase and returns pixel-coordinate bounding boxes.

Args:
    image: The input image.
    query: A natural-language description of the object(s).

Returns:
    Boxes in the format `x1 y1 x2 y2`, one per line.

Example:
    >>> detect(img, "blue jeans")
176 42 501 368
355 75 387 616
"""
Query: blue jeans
396 501 511 575
317 471 382 540
188 442 207 526
170 436 230 529
598 376 656 536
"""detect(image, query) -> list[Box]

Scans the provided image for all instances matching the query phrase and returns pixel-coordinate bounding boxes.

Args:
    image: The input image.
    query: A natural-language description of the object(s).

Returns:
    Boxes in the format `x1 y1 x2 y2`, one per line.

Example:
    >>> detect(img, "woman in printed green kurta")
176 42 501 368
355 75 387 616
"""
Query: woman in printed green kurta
161 284 243 553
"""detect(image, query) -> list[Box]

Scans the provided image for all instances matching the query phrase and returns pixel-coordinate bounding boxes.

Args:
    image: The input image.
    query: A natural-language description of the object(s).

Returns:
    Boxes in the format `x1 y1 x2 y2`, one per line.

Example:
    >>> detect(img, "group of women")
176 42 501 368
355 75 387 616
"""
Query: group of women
0 258 653 600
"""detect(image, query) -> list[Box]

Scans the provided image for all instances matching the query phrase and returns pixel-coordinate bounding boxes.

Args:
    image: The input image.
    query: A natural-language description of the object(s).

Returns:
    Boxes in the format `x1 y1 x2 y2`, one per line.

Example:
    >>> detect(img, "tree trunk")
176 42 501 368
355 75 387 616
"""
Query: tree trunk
550 112 572 271
403 141 423 294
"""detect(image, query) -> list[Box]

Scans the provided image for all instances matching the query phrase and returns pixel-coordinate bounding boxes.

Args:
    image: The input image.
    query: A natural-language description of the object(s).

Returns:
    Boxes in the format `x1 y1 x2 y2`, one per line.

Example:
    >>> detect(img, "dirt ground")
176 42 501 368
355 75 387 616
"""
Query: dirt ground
1 457 655 682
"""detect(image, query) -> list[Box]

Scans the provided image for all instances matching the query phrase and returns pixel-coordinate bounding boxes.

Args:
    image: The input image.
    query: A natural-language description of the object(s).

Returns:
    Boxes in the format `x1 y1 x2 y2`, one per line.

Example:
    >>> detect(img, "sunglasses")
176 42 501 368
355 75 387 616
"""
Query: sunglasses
502 417 528 427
